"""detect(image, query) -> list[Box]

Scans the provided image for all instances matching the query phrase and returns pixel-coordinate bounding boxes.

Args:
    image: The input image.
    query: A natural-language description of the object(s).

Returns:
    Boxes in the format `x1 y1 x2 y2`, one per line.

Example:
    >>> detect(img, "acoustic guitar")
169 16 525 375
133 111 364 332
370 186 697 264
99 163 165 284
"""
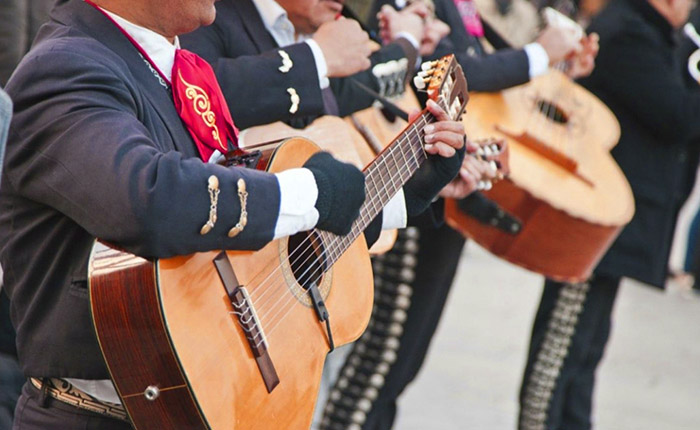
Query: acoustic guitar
446 68 635 282
88 55 469 430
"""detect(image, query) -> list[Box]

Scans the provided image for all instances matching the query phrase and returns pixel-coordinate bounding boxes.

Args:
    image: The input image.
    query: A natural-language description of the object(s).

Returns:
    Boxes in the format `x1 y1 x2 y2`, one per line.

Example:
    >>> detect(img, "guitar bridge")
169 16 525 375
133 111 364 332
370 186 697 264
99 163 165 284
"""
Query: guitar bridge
213 252 280 393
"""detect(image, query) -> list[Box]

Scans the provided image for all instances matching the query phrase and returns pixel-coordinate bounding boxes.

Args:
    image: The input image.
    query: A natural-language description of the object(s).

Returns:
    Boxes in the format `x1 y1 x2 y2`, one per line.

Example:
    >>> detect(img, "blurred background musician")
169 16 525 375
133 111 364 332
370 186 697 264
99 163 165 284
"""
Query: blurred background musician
519 0 700 428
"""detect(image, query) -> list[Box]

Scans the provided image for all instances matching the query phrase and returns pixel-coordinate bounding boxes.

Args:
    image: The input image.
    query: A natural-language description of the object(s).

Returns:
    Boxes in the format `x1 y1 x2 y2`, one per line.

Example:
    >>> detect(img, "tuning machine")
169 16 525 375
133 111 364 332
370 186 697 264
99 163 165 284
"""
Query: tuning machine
413 60 438 90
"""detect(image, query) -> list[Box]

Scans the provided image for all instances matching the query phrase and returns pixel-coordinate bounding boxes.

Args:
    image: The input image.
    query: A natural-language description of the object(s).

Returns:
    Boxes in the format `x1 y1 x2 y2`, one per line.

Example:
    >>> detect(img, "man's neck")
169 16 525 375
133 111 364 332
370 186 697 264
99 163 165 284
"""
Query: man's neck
89 0 176 43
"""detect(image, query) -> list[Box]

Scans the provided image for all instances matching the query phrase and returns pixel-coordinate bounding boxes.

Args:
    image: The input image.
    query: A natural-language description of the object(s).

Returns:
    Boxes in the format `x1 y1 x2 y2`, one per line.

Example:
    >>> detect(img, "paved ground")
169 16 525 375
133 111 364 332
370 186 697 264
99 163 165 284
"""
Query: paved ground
394 242 700 430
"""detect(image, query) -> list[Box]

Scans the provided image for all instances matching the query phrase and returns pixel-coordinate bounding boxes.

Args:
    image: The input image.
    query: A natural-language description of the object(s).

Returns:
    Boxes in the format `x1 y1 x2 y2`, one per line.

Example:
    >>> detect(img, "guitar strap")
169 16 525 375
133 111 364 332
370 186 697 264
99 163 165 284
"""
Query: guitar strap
349 78 410 122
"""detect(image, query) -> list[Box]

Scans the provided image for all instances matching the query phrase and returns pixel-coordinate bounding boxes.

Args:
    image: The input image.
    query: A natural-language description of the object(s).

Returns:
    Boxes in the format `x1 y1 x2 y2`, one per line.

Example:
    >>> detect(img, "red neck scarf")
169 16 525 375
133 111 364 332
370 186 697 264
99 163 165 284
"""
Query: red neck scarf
452 0 485 37
85 1 240 161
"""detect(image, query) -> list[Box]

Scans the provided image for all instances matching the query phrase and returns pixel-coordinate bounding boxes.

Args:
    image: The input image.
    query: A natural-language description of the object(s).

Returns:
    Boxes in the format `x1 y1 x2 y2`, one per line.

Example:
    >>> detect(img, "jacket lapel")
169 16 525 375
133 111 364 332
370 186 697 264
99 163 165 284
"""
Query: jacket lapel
51 0 198 157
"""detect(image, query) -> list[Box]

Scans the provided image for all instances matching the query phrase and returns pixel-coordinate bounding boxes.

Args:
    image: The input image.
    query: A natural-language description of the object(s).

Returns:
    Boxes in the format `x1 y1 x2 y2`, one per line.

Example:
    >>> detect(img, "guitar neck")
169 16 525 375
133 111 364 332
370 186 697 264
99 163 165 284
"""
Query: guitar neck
319 110 434 267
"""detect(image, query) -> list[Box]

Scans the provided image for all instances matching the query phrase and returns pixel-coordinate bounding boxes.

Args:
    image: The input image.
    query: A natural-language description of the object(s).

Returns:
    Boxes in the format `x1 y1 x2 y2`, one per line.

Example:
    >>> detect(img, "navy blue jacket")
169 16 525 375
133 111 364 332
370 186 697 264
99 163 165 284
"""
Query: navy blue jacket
0 0 282 378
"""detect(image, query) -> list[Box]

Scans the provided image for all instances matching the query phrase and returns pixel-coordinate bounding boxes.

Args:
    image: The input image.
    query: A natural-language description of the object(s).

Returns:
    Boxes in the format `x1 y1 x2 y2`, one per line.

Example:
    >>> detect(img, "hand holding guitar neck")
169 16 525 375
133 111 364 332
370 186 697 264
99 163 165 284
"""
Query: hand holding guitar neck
439 138 510 200
403 99 466 216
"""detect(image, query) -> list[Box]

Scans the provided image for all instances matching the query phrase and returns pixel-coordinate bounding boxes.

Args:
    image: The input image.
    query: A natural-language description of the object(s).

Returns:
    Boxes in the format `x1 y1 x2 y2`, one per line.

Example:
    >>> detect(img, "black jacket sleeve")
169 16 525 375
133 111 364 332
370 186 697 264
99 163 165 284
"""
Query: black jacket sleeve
4 46 282 258
181 24 326 129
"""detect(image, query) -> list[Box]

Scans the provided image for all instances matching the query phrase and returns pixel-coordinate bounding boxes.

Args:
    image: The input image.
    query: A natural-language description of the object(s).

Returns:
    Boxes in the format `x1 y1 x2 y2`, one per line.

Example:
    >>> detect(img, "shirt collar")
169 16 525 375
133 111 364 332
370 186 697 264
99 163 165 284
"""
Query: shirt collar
100 8 181 82
252 0 296 46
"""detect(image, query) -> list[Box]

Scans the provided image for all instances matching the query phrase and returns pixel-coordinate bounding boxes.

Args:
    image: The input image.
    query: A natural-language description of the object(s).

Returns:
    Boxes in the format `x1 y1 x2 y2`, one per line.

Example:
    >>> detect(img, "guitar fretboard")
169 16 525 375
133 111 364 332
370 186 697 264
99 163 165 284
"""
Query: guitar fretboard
319 111 435 267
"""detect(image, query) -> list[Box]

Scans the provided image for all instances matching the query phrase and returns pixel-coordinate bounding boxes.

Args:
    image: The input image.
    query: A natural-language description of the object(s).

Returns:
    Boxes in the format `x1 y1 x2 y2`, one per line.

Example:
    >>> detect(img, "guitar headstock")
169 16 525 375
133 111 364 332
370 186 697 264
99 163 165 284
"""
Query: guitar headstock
413 55 469 122
471 137 510 190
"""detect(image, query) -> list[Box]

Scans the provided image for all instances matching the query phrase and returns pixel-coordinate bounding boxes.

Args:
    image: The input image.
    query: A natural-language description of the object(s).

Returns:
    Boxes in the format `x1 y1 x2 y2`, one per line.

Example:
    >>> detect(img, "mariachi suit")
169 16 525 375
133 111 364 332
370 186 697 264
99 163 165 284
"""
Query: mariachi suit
319 1 538 429
180 0 418 129
0 1 285 428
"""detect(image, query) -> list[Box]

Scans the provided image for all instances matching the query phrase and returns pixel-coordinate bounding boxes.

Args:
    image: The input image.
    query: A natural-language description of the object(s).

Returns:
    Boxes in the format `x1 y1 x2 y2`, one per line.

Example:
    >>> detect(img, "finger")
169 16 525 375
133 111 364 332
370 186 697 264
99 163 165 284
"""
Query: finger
423 121 464 135
424 131 464 150
425 141 457 157
426 99 450 121
408 108 422 122
459 168 478 193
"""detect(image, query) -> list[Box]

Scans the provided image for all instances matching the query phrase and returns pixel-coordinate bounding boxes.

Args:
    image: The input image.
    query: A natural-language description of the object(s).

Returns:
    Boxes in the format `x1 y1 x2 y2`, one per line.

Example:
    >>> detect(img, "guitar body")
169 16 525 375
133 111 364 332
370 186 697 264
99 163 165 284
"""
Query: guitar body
446 70 635 282
238 117 397 254
89 138 374 430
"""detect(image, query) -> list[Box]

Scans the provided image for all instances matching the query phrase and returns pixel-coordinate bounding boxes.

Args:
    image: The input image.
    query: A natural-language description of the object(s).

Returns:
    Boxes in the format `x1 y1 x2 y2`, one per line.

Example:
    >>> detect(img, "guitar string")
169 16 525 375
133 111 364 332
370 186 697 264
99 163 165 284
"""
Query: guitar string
237 116 423 310
252 137 426 346
229 111 431 343
250 115 432 327
254 124 428 339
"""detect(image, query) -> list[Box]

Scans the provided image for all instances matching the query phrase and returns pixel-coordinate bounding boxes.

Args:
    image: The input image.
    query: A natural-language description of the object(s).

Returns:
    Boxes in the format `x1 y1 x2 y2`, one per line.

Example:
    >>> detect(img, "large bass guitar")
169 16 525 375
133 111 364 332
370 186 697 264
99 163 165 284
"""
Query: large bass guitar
88 55 468 430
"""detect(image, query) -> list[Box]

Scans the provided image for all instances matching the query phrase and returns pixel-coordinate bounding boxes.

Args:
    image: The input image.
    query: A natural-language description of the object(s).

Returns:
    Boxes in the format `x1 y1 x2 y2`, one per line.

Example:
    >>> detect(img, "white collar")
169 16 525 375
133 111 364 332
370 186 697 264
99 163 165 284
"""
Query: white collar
100 8 180 83
252 0 296 47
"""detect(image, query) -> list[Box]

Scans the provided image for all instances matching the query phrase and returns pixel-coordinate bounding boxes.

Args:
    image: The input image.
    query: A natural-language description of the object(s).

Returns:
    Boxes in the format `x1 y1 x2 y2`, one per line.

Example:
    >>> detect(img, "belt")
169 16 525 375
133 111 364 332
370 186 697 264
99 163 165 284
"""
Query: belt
30 377 128 422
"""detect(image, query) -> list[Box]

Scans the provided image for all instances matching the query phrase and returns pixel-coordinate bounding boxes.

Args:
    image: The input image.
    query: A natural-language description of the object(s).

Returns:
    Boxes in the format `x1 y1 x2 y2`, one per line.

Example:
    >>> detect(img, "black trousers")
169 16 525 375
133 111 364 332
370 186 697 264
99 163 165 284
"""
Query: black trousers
362 223 466 430
12 382 133 430
518 275 621 430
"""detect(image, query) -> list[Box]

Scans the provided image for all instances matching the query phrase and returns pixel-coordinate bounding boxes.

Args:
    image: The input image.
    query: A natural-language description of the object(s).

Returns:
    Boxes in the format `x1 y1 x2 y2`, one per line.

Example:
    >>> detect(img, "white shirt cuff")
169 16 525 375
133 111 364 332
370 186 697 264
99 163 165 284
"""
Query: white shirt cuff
304 39 330 89
396 32 420 51
381 188 407 230
274 168 320 239
524 43 550 79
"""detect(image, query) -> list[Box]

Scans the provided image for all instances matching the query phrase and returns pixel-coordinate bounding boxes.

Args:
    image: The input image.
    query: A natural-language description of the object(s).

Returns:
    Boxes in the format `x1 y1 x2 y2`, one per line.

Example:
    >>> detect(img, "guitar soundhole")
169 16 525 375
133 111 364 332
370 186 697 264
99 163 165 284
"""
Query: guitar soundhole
536 99 569 124
287 231 327 291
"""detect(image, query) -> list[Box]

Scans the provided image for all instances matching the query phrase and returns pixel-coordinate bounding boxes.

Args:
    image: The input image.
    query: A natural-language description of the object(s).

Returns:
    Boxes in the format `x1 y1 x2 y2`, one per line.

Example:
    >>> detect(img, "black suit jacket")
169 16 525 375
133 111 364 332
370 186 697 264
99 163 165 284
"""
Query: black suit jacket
180 0 417 128
0 0 282 378
585 0 700 287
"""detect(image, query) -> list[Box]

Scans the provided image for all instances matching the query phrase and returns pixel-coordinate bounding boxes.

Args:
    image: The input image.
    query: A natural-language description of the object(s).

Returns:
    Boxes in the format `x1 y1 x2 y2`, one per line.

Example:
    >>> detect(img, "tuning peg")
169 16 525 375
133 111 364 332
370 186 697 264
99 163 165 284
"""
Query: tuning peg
413 74 432 90
483 145 494 157
421 60 438 71
372 63 388 78
484 181 493 190
490 143 500 153
489 161 498 173
413 75 426 90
